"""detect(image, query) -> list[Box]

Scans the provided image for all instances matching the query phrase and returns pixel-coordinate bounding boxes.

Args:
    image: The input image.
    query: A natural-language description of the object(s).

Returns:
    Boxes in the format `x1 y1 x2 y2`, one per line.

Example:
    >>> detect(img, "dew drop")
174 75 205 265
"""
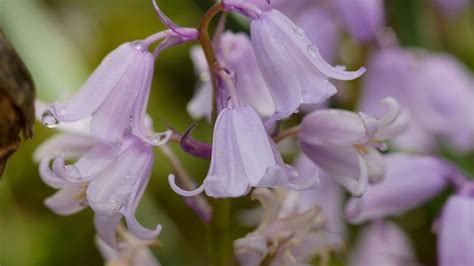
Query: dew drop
293 26 305 39
306 45 319 58
66 165 81 179
124 172 132 180
132 40 147 51
42 110 59 128
152 134 165 145
199 72 211 82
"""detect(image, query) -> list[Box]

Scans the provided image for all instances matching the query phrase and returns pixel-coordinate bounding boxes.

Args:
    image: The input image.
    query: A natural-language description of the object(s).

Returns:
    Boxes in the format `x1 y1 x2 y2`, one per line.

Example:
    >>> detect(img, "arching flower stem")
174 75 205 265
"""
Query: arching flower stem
197 1 225 124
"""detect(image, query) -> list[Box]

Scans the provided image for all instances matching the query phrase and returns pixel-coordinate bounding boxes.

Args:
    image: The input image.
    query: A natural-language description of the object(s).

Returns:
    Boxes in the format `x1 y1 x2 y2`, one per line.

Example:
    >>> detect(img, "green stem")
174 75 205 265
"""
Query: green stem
208 198 231 266
197 3 231 265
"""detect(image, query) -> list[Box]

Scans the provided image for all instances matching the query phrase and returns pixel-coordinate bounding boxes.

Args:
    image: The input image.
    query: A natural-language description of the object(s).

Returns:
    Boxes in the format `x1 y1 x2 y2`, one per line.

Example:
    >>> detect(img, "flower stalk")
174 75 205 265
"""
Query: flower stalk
197 2 231 265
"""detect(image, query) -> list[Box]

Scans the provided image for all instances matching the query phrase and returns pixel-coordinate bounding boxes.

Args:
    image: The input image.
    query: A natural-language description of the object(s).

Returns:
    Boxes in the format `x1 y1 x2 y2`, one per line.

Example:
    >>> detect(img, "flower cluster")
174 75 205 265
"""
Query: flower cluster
33 0 473 265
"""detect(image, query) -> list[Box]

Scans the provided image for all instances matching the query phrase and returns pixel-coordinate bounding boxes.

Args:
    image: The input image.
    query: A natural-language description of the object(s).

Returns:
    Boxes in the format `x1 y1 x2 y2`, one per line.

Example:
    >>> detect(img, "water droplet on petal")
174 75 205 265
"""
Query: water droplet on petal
124 172 132 180
132 40 147 51
306 45 319 58
66 165 81 179
59 108 67 116
199 71 211 82
152 134 165 145
42 110 59 128
293 26 305 39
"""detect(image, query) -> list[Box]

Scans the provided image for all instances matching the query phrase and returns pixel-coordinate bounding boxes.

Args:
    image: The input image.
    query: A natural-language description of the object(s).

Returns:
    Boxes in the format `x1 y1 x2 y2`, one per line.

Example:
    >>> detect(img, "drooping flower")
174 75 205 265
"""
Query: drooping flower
436 193 474 266
359 47 474 152
345 154 451 224
39 132 160 247
349 221 418 266
234 188 323 266
40 33 199 146
246 7 365 121
169 106 318 198
299 98 408 196
335 0 385 42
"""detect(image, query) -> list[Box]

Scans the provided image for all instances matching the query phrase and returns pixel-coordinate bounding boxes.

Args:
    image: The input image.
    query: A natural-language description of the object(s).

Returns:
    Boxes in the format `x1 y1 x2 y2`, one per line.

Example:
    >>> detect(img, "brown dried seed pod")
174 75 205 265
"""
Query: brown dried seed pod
0 29 36 177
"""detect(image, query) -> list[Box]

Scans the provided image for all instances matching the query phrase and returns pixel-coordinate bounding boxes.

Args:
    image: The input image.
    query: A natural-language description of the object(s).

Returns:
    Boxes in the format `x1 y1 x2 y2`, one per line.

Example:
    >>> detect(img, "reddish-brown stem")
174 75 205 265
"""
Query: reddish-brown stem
197 2 225 124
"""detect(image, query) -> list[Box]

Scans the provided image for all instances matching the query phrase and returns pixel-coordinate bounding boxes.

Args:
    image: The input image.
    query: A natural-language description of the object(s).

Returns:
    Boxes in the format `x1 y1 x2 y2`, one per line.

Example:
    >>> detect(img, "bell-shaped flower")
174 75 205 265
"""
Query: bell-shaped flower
39 133 160 247
249 9 365 121
436 194 474 266
169 106 318 198
345 154 451 224
299 98 408 196
187 32 275 121
360 47 474 152
41 40 171 146
335 0 384 42
349 221 418 266
234 188 323 266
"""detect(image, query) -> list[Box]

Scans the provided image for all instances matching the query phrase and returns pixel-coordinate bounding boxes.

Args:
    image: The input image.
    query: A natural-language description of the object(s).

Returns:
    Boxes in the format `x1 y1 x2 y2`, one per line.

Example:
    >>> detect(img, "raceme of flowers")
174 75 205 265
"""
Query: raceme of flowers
33 0 473 265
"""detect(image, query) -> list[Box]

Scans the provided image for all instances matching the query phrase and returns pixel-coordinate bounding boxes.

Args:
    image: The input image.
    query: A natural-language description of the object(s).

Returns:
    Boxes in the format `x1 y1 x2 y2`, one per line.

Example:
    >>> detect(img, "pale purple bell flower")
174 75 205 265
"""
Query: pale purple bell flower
39 133 160 247
437 193 474 266
169 106 318 198
345 154 450 224
246 8 365 121
299 98 408 196
40 30 200 146
349 221 418 266
335 0 385 42
360 47 474 153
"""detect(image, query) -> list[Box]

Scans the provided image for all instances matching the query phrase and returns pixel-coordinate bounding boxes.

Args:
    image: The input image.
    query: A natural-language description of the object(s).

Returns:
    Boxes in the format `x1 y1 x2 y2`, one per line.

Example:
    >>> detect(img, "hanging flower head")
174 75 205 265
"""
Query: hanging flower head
41 29 197 146
299 98 408 196
169 105 318 198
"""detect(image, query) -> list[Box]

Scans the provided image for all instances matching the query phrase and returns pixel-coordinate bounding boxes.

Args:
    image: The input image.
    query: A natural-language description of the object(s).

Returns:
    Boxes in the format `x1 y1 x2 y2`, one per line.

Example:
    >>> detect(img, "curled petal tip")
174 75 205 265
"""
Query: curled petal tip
168 174 205 197
125 214 162 240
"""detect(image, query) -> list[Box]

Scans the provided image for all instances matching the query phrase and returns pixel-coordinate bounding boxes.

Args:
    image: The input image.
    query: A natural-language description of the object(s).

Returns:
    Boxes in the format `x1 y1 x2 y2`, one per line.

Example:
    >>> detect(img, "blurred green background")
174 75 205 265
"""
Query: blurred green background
0 0 473 265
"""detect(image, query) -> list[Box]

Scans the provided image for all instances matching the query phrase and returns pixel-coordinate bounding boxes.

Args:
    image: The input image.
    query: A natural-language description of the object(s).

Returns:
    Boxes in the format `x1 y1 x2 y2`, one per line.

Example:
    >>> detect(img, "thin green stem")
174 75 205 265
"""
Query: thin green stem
197 3 231 265
208 198 231 266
